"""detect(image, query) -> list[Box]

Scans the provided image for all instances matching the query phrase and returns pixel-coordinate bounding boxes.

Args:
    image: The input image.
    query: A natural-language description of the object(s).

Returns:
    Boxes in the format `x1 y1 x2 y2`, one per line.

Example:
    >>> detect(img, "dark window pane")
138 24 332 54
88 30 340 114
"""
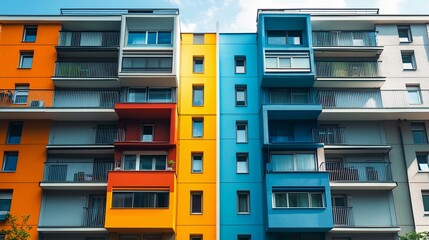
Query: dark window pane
7 122 23 144
158 31 172 44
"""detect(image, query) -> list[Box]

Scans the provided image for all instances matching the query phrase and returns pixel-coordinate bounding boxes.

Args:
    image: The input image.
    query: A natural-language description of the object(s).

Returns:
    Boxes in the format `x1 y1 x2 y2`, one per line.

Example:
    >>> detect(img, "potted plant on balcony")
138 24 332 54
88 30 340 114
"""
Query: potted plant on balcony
167 159 175 170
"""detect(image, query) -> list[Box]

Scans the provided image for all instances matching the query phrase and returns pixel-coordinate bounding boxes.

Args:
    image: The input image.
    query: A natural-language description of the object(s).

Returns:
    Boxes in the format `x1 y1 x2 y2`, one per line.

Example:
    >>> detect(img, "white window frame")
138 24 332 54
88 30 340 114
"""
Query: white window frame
402 51 416 70
23 25 37 42
398 25 412 43
0 191 12 215
236 153 249 174
122 152 167 171
236 121 248 143
417 154 429 172
237 191 250 214
191 153 203 173
2 152 18 172
270 152 317 172
264 52 310 72
18 52 33 69
272 192 325 208
127 31 172 46
141 124 154 142
112 191 169 208
235 85 247 107
407 85 422 105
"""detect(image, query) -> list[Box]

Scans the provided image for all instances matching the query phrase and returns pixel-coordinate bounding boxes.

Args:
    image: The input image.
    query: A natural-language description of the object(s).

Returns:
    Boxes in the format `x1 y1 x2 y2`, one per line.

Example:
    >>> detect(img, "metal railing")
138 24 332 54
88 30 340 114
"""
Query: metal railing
54 61 118 78
333 206 354 227
316 62 381 78
82 207 105 227
320 162 393 182
42 162 114 183
312 127 345 144
58 31 119 47
318 89 429 109
267 92 319 105
95 127 119 144
313 31 377 47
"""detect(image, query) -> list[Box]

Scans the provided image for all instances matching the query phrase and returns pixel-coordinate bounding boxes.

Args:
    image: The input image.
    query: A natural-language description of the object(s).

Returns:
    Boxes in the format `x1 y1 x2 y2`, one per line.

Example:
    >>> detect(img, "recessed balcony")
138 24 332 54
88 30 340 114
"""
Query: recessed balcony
57 31 120 49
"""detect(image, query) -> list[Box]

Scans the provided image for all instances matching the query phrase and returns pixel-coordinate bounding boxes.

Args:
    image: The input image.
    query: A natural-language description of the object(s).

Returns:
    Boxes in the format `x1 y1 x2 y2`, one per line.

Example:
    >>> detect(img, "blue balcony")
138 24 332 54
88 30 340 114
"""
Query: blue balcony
265 172 333 232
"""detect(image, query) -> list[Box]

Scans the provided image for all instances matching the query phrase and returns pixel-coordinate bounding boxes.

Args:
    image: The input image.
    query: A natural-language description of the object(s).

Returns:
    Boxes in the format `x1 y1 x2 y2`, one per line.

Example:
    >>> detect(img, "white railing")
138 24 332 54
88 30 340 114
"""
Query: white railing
333 206 354 227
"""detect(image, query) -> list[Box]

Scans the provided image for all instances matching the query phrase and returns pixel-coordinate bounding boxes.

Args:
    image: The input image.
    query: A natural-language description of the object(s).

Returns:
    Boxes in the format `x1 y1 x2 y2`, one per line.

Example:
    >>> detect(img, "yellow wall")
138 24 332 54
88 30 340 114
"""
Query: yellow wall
177 33 217 239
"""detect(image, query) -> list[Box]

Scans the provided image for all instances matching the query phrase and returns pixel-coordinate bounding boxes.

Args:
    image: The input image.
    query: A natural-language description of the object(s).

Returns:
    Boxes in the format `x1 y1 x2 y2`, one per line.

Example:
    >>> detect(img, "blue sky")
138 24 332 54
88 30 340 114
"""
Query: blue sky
2 0 429 32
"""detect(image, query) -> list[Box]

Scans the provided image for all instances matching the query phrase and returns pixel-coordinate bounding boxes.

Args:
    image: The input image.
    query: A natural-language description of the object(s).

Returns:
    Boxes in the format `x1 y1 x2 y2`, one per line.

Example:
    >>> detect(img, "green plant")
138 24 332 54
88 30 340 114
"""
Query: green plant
400 231 428 240
168 159 175 166
0 214 32 240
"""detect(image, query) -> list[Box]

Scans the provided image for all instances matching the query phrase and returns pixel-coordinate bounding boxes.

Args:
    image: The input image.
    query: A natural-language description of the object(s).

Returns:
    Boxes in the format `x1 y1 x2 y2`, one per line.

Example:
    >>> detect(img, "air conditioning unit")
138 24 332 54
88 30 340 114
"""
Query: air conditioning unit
30 100 44 107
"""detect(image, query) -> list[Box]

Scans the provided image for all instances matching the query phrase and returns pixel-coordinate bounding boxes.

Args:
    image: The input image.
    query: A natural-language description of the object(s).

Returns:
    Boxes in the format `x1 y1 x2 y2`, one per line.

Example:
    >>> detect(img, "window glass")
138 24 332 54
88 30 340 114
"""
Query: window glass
423 193 429 212
398 26 412 42
193 86 204 106
193 119 203 138
236 154 249 174
402 52 416 70
289 192 310 207
192 154 203 173
128 32 146 45
288 31 302 45
407 86 422 104
235 56 246 74
267 31 286 45
148 88 172 103
193 34 204 44
147 32 157 44
237 192 249 213
191 192 202 214
236 123 248 143
128 89 147 102
23 26 37 42
193 58 204 73
123 155 137 170
112 192 133 208
19 52 33 69
0 191 12 212
272 154 294 171
412 123 428 144
2 152 18 172
7 122 23 144
417 155 429 171
158 31 172 44
142 125 154 142
235 86 247 106
265 57 277 68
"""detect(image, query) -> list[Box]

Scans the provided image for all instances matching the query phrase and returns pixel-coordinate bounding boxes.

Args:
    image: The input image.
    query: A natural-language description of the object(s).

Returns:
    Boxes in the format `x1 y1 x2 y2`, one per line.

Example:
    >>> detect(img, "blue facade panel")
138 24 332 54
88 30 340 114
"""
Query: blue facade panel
265 172 333 232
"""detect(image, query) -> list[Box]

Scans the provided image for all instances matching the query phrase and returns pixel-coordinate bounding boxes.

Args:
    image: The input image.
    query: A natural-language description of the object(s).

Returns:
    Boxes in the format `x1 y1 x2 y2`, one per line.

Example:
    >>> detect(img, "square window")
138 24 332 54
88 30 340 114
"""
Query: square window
237 191 250 214
2 152 18 172
402 51 416 70
273 192 324 208
7 122 23 144
191 192 202 214
192 153 203 173
235 85 247 107
157 31 172 44
128 32 146 45
235 56 246 74
237 235 251 240
193 86 204 106
423 192 429 212
236 153 249 174
19 52 33 69
288 31 302 45
417 154 429 171
236 121 248 143
23 25 37 42
271 153 316 172
193 34 204 44
398 25 412 43
13 85 29 104
0 191 12 213
192 119 203 138
141 124 154 142
193 57 204 73
190 235 203 240
407 85 422 105
412 122 428 144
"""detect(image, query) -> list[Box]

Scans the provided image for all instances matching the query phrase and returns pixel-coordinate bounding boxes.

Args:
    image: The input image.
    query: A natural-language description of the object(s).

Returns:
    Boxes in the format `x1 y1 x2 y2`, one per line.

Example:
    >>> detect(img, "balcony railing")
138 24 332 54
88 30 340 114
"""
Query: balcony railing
316 62 381 78
0 89 120 108
320 162 393 182
82 207 105 227
267 91 319 105
96 127 119 144
333 206 354 227
312 127 345 144
42 162 114 183
318 89 429 109
58 31 120 47
54 61 118 78
313 31 377 47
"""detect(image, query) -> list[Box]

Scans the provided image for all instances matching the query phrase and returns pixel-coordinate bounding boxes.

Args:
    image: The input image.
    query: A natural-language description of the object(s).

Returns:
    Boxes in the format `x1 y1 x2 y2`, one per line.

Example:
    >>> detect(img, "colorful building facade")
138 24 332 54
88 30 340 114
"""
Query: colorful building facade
1 7 429 240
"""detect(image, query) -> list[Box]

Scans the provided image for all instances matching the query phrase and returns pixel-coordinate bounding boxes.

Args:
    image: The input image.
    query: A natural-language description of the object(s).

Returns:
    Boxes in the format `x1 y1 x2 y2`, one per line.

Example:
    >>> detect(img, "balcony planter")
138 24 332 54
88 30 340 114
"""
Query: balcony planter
167 159 175 171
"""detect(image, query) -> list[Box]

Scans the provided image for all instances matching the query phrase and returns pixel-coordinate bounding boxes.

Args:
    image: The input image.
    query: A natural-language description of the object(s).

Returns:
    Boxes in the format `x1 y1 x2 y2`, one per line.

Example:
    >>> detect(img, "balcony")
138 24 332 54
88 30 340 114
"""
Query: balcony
0 89 120 120
315 62 384 88
40 161 114 190
82 207 105 227
312 31 382 58
318 89 429 120
333 206 354 227
320 162 396 190
312 127 345 144
57 31 120 48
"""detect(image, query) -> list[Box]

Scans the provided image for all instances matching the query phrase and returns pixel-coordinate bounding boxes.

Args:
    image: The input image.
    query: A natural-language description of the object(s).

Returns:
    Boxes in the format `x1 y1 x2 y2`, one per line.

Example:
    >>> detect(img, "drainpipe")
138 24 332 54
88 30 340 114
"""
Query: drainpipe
215 22 221 240
397 119 416 232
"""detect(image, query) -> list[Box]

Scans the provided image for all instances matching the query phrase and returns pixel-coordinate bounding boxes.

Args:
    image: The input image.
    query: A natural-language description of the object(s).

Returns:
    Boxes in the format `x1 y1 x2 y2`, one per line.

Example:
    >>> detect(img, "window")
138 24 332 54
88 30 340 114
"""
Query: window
0 191 12 215
190 235 203 240
265 52 310 72
398 25 412 42
7 122 23 144
193 57 204 73
127 31 172 45
267 31 302 45
122 154 166 171
236 121 248 143
191 192 202 214
13 85 29 104
270 89 310 104
193 86 204 106
19 52 33 69
412 122 428 144
122 57 173 73
236 153 249 174
237 235 251 240
417 154 429 171
273 192 324 208
237 191 250 214
193 34 204 44
128 88 173 103
235 85 247 106
402 51 416 70
112 191 169 208
235 56 246 74
271 153 316 172
192 119 203 138
141 125 154 142
2 152 18 172
407 85 422 105
423 192 429 212
23 25 37 42
192 153 203 173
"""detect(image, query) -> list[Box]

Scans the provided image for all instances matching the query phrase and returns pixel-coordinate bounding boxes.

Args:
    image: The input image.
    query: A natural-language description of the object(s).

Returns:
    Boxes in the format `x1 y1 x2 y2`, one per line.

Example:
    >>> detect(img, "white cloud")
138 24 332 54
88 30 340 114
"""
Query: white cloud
181 22 198 32
223 0 347 32
204 5 220 18
375 0 405 13
168 0 182 6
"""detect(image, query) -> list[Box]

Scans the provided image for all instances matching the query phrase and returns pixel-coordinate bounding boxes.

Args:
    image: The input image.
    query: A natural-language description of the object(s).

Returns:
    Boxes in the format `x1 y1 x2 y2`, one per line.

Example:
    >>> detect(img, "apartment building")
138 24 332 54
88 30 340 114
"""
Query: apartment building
1 7 429 240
